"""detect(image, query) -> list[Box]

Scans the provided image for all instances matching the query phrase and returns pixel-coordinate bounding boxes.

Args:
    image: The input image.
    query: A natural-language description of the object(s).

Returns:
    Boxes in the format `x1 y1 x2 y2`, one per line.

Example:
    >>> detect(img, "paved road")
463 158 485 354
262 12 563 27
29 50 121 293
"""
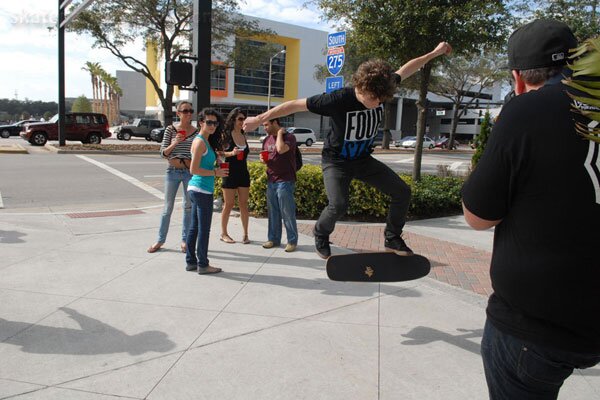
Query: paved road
0 137 471 213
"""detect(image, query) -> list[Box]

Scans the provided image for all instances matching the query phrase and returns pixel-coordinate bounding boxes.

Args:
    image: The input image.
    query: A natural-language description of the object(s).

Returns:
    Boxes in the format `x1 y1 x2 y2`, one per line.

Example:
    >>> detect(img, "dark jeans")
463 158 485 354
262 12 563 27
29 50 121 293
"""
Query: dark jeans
314 156 411 240
481 319 600 400
186 191 213 268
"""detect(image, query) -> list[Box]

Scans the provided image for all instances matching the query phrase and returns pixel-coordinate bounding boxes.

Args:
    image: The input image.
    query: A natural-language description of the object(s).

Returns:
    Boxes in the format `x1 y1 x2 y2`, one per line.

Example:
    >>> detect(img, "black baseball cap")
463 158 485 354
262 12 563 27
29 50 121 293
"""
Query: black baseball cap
508 19 577 70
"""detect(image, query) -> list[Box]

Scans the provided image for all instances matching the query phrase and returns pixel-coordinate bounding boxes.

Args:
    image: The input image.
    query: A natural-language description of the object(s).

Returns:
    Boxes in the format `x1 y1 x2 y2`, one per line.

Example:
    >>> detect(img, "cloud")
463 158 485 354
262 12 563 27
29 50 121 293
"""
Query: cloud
0 0 333 102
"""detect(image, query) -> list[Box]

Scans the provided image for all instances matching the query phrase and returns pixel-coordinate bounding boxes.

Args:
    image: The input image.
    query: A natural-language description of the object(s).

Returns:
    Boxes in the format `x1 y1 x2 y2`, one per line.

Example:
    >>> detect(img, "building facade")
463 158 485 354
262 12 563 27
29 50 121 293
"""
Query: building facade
145 15 329 135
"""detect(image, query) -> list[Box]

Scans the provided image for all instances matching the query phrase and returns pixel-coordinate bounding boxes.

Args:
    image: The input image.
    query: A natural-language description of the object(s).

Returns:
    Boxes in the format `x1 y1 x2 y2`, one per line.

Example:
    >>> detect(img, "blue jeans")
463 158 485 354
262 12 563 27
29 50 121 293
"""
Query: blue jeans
266 181 298 245
186 191 213 268
481 319 600 400
157 167 191 243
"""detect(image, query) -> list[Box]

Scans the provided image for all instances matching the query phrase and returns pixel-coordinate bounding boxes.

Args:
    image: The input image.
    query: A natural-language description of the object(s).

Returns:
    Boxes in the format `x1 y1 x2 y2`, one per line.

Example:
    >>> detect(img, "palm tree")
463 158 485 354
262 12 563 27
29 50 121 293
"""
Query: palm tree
564 36 600 143
103 74 122 125
81 61 102 113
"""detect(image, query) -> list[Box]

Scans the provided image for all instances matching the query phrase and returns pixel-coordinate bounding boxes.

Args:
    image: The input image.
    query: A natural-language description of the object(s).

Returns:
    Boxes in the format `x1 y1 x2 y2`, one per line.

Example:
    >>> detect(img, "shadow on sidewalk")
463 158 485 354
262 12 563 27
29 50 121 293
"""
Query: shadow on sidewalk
0 230 27 244
401 327 483 355
1 307 175 356
209 247 325 270
216 271 424 298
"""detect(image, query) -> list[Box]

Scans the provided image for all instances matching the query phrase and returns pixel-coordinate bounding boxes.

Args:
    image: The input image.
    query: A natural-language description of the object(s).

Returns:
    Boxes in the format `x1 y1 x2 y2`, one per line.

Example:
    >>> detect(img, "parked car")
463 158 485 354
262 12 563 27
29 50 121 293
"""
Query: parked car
20 113 110 146
259 127 317 146
0 119 38 138
150 127 165 143
396 136 435 149
435 137 459 150
114 118 162 141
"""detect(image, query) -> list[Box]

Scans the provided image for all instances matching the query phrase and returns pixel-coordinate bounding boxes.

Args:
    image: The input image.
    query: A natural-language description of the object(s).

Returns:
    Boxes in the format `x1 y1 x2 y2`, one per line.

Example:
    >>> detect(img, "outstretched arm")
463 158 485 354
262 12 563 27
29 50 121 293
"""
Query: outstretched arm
396 42 452 80
243 99 309 132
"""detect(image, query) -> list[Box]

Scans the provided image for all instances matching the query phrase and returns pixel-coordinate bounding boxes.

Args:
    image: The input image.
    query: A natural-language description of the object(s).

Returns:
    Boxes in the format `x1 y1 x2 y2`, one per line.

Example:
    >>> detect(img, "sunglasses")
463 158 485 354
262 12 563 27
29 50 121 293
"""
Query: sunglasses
178 108 194 114
204 120 219 127
237 116 246 121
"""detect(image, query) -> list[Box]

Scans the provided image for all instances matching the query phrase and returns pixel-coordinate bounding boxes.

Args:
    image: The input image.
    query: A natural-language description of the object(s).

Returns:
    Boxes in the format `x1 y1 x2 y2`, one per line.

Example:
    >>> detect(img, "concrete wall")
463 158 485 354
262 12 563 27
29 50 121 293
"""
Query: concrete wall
116 70 146 116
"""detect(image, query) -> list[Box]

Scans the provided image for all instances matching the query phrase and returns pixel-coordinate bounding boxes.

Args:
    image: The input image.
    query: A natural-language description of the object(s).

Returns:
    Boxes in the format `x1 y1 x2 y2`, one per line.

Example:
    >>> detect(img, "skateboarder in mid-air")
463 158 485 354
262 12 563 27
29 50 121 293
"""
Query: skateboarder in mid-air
244 42 452 259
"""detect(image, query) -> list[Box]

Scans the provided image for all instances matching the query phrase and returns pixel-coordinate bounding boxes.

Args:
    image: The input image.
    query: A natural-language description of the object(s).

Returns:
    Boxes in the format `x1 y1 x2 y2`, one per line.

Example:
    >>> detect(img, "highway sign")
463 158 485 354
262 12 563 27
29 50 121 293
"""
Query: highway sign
327 31 346 48
326 76 344 93
326 47 345 76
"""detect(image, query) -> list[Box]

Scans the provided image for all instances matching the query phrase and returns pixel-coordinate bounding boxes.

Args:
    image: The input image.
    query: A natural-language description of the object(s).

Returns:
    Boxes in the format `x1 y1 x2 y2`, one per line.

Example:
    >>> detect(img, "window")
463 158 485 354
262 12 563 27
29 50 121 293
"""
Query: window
150 120 161 128
234 40 286 97
211 65 226 91
441 119 452 125
75 115 90 124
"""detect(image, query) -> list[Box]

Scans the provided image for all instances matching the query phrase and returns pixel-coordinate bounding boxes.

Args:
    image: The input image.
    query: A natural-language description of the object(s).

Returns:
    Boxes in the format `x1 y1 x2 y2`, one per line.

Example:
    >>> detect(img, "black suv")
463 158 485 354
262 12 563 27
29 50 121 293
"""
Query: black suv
0 119 38 138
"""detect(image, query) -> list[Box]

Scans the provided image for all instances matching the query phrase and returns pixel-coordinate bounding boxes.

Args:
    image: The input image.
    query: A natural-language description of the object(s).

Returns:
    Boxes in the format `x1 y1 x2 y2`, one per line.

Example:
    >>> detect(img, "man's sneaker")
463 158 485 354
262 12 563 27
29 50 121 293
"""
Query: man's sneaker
314 235 331 259
284 243 297 252
262 241 277 249
384 237 414 256
198 266 222 275
185 264 197 272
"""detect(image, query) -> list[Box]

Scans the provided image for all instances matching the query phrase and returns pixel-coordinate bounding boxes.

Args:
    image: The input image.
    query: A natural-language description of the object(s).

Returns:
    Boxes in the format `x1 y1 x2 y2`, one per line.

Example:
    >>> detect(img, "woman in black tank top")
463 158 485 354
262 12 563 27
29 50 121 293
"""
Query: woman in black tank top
218 108 251 244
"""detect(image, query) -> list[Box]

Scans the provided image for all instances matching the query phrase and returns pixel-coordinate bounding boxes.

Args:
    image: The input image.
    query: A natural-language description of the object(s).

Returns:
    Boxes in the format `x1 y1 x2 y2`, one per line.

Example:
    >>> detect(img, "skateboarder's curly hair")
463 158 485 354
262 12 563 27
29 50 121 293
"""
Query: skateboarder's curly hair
351 59 397 102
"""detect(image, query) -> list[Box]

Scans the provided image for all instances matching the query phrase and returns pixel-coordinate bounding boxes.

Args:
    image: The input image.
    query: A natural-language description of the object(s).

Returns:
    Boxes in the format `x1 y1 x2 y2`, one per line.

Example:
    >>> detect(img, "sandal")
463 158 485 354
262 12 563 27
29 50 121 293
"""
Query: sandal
242 236 250 244
147 243 163 253
220 234 235 244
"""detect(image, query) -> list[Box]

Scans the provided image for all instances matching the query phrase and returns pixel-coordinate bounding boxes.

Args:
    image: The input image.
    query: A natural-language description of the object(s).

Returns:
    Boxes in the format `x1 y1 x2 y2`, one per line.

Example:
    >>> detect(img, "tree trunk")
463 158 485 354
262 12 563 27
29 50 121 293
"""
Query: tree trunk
382 100 394 149
413 64 432 182
163 85 175 126
449 103 460 149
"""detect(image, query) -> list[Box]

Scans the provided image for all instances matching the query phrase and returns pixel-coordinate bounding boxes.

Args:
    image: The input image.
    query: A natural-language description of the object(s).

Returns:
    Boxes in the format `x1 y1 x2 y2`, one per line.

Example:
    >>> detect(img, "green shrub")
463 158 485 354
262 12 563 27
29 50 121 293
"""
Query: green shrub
472 111 492 167
215 161 464 221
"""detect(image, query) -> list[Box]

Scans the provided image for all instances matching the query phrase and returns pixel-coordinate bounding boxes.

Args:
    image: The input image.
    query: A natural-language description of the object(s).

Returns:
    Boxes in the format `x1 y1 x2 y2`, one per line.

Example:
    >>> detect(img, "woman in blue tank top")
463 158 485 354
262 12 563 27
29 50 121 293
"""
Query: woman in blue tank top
185 108 228 274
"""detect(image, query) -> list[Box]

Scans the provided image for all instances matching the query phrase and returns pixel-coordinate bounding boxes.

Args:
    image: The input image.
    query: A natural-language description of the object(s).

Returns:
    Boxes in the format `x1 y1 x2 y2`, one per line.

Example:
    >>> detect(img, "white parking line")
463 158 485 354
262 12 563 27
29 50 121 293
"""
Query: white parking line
393 157 414 164
448 162 464 171
0 190 4 209
77 155 165 200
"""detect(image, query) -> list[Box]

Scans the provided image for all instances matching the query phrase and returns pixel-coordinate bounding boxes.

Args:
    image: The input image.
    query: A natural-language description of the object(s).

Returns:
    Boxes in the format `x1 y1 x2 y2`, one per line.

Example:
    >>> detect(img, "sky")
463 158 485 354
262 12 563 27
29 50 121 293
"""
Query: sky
0 1 334 103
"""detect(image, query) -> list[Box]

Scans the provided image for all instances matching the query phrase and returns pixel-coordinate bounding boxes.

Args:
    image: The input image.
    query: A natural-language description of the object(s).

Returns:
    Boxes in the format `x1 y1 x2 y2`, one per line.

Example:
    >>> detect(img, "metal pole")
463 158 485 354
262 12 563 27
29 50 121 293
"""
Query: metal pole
267 57 273 110
267 49 285 111
58 0 66 146
193 0 211 114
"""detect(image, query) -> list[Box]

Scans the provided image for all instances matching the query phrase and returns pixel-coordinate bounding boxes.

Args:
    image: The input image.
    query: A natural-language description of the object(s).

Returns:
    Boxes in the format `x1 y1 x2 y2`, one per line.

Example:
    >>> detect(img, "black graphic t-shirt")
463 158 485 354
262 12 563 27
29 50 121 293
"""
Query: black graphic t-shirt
307 87 384 161
462 82 600 353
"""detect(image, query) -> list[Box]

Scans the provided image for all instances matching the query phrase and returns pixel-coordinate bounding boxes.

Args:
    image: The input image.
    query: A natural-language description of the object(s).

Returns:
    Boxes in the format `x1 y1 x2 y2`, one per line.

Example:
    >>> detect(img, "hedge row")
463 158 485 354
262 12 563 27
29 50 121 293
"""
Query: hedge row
215 162 464 221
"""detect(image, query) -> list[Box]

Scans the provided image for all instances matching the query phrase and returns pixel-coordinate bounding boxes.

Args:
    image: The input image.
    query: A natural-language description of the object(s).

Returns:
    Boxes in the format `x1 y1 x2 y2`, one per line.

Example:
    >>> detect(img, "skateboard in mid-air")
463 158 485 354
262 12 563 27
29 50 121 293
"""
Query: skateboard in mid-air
326 252 431 282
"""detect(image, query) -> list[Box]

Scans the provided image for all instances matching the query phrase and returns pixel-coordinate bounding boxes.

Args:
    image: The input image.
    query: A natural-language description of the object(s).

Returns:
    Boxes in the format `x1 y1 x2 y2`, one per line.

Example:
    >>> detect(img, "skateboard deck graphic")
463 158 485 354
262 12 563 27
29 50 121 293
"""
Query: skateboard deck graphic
326 252 431 282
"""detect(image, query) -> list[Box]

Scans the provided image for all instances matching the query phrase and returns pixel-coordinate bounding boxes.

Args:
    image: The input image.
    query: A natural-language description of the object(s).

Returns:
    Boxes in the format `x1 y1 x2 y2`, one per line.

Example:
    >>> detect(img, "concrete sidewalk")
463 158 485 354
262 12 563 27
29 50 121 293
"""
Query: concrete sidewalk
1 208 598 399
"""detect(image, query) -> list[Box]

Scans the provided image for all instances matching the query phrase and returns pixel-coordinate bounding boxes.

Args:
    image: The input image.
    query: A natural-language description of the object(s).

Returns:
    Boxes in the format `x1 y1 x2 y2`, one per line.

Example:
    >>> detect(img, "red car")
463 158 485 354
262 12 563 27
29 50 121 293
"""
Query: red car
435 137 458 150
21 113 111 146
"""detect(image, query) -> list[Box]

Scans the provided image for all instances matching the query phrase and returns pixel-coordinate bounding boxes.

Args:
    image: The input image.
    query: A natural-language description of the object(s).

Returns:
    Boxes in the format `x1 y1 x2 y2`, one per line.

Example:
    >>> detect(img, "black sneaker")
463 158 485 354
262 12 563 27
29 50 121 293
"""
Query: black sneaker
314 234 331 259
384 237 414 256
186 264 197 271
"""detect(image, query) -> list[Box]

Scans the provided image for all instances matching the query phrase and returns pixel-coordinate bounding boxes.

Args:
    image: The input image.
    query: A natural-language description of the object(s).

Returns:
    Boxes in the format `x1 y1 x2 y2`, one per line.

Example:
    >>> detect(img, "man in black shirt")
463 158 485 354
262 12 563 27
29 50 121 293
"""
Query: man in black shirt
462 19 600 399
245 42 452 259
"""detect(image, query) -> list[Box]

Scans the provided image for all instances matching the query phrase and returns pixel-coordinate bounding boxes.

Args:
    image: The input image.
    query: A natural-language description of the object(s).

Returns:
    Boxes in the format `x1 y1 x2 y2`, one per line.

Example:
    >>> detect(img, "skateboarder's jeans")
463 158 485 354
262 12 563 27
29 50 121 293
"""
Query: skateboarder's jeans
186 191 213 268
481 319 600 400
315 156 410 240
266 181 298 245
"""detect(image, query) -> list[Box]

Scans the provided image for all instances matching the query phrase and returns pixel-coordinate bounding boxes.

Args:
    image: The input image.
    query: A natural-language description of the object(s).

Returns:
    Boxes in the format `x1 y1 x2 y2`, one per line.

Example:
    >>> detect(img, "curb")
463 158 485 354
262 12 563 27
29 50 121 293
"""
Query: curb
45 144 158 155
0 143 28 154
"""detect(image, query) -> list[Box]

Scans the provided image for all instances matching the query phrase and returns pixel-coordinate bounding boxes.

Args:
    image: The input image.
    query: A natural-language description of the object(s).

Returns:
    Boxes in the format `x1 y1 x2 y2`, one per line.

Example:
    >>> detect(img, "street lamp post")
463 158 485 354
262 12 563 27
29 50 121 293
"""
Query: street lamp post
267 49 286 110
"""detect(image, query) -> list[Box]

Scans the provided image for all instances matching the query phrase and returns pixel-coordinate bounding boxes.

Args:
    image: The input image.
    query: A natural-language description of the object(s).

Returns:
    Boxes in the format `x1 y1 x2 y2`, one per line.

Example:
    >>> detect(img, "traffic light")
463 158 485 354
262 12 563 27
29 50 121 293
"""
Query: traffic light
165 61 193 86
